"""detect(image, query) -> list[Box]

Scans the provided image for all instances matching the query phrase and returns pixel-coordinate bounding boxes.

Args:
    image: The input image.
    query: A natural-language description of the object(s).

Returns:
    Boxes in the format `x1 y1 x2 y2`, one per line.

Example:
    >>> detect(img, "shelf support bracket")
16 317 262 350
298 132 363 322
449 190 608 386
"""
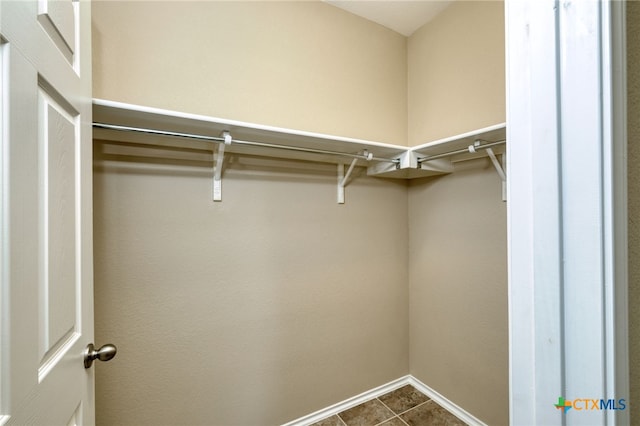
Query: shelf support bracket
213 131 232 202
337 156 361 204
484 146 507 202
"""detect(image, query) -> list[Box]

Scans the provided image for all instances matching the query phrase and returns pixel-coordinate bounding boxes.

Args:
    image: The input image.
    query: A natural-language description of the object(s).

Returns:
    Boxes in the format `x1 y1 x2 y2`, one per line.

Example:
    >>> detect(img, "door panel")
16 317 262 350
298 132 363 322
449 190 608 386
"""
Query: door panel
0 0 94 424
37 0 76 58
38 0 76 53
38 89 80 373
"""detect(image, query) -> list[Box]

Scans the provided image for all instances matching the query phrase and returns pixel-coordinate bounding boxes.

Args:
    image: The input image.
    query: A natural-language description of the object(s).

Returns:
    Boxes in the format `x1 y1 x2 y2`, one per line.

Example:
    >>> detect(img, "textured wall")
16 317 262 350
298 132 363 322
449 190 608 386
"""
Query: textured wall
92 1 407 145
406 3 508 424
627 1 639 422
91 3 410 424
407 1 505 146
408 158 508 425
93 146 409 425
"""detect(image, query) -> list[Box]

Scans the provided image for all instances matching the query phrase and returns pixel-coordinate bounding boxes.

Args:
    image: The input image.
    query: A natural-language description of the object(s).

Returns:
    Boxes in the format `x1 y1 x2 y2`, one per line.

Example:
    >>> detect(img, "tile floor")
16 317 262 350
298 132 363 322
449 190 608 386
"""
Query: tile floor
310 385 467 426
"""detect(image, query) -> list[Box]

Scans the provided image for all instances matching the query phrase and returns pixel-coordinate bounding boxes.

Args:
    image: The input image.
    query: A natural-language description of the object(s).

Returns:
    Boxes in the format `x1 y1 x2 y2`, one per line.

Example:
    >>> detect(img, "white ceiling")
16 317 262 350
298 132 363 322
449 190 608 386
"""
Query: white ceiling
325 1 454 37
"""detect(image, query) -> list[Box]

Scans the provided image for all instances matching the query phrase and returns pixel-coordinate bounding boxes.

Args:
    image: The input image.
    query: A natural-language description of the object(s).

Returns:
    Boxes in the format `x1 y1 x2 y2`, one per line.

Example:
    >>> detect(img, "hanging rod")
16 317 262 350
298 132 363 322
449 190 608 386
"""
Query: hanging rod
416 139 506 164
93 123 400 165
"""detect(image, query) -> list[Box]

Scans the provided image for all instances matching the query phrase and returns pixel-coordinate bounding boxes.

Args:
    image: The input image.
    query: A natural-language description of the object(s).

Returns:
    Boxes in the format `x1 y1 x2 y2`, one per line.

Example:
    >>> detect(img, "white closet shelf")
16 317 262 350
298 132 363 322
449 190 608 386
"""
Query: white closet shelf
412 123 506 157
365 123 506 179
93 99 407 168
93 99 506 182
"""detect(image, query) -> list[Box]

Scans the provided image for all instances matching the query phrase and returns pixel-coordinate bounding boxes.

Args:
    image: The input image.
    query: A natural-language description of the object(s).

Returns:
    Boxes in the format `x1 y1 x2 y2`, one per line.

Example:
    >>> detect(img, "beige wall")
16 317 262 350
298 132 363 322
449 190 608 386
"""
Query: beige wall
406 3 508 424
408 159 508 425
407 1 505 146
92 1 407 145
628 1 639 422
93 146 409 425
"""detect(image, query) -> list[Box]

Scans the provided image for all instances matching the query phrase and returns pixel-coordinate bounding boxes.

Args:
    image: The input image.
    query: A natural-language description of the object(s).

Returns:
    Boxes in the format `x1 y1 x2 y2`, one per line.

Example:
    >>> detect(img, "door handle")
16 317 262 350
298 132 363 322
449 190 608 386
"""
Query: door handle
84 343 117 368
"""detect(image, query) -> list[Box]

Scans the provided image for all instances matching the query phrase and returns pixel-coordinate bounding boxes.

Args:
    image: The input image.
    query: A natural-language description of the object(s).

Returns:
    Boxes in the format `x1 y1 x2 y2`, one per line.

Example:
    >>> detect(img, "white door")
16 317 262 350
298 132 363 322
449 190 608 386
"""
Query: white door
0 1 100 424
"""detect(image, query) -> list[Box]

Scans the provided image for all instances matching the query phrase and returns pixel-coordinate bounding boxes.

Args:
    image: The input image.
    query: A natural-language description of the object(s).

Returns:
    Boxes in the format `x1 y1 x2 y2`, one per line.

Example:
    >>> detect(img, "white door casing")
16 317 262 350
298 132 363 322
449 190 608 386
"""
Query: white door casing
506 1 628 425
0 0 94 424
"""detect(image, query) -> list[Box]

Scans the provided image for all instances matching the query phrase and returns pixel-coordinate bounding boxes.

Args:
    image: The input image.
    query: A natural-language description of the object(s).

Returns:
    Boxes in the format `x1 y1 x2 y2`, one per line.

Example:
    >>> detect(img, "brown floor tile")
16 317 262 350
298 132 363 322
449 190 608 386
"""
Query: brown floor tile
338 399 395 426
400 401 467 426
378 385 430 414
378 417 408 426
310 414 345 426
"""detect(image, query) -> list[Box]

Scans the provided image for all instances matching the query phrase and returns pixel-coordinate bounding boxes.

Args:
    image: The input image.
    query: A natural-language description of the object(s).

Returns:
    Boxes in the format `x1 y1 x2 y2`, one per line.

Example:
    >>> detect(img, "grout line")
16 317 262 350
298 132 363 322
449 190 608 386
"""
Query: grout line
335 414 348 426
376 397 397 416
396 399 433 417
371 416 394 426
375 398 397 426
371 386 436 425
382 386 434 418
336 397 396 426
396 415 410 426
372 387 439 426
372 416 392 426
371 414 411 426
312 383 461 426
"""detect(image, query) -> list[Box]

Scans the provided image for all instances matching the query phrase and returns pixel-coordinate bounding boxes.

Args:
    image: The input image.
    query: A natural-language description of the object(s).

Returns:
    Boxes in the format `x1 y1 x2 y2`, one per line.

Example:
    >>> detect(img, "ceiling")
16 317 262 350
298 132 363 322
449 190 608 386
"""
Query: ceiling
325 1 454 37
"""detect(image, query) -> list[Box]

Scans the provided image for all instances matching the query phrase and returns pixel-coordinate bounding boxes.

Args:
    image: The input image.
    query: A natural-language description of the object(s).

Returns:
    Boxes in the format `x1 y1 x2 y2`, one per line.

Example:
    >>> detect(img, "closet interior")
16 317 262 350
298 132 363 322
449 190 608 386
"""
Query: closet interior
91 1 507 425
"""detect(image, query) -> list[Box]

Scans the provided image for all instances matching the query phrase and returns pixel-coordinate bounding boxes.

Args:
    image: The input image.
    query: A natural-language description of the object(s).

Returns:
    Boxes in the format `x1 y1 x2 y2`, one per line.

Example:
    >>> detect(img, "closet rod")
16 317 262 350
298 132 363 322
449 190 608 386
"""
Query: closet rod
416 139 506 164
93 123 401 165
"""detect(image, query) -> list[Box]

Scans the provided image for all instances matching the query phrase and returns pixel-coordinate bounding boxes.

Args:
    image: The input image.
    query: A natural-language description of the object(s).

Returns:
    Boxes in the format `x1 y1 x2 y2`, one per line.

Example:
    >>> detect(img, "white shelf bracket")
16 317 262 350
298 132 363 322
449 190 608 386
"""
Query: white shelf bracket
484 145 507 202
337 154 364 204
213 131 232 201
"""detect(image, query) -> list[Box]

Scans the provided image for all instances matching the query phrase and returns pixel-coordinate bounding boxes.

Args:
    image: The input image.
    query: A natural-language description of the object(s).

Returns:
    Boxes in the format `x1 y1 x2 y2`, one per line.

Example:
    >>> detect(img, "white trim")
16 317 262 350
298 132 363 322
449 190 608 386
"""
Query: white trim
0 40 6 420
506 1 629 424
281 375 486 426
506 3 564 422
407 376 487 426
607 2 629 424
281 376 409 426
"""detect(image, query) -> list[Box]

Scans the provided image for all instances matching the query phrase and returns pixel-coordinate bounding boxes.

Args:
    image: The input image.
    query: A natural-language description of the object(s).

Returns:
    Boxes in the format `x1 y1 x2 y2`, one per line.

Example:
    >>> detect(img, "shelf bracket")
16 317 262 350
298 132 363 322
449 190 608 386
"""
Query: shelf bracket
337 151 369 204
484 146 507 202
213 131 232 202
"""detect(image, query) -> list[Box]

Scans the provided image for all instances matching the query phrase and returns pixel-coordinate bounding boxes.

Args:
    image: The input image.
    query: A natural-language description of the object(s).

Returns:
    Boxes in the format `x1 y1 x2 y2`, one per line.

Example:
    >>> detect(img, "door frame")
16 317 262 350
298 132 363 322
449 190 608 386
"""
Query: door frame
506 0 629 424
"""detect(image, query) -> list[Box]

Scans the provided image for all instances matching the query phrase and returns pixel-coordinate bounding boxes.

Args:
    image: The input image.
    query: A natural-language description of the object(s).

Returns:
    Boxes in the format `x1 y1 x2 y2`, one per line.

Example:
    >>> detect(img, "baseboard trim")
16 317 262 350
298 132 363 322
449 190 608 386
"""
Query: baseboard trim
281 376 411 426
407 376 488 426
281 375 487 426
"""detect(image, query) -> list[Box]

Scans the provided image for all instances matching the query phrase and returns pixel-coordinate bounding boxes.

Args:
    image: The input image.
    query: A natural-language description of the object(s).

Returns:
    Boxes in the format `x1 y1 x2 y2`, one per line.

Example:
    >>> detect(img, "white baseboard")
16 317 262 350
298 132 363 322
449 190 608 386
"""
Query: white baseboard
407 376 488 426
281 375 487 426
281 375 411 426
